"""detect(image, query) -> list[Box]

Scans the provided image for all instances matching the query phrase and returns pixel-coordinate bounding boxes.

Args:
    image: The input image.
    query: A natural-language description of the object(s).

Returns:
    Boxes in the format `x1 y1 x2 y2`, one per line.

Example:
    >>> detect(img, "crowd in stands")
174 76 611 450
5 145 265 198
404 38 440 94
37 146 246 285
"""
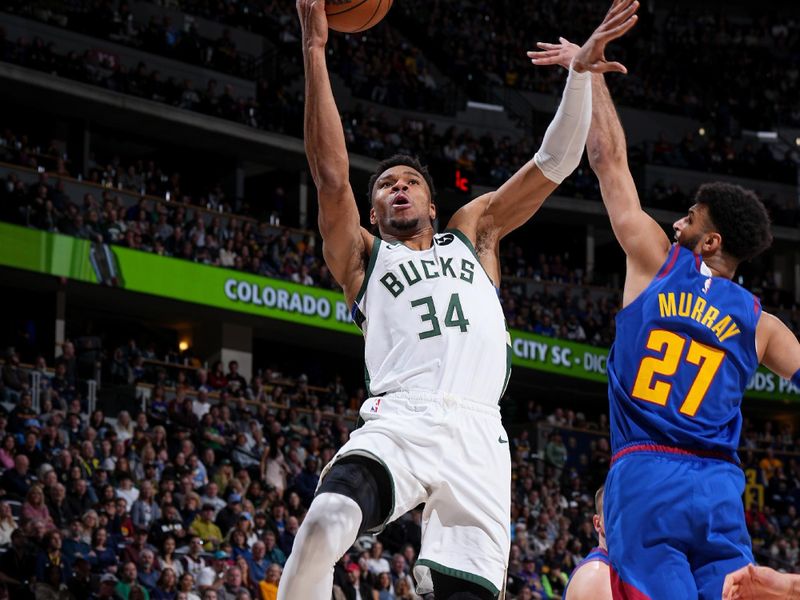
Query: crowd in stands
2 112 797 341
1 342 799 598
5 0 258 78
2 4 798 213
394 1 800 130
0 26 302 137
0 158 630 345
0 126 282 222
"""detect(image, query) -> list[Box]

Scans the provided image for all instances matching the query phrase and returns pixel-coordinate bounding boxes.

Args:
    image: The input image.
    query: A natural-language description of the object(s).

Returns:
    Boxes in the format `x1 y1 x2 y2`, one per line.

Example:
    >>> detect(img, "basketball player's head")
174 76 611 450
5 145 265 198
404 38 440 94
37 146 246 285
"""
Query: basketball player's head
367 154 436 238
673 182 772 267
593 485 606 550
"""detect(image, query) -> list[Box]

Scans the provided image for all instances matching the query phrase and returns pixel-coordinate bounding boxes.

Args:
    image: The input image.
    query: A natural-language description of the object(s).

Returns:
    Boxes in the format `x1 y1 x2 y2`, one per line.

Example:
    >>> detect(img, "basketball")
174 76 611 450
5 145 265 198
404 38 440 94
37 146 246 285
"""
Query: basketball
325 0 394 33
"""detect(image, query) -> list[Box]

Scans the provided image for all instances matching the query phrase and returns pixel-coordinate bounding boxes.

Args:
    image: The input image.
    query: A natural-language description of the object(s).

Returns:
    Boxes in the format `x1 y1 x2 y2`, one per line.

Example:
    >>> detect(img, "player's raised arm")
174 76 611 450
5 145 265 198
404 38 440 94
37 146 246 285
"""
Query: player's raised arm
586 73 670 284
448 0 639 284
298 0 369 302
530 16 672 305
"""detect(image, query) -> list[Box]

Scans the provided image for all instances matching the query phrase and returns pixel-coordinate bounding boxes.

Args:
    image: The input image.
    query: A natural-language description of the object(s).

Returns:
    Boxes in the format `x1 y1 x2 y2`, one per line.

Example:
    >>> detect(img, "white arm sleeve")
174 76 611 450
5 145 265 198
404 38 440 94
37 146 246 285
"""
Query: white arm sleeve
533 66 592 185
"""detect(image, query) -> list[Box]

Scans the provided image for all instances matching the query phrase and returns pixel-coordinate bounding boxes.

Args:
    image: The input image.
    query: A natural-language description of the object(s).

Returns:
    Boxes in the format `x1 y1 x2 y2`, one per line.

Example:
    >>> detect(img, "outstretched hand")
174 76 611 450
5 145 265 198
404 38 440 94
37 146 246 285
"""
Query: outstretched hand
722 564 796 600
297 0 329 49
528 0 639 74
528 38 580 71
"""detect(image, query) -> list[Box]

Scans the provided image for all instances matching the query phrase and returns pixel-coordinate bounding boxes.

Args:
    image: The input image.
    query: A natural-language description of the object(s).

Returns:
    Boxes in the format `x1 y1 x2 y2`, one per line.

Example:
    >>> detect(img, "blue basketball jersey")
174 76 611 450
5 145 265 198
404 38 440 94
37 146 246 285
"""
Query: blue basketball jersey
607 244 761 459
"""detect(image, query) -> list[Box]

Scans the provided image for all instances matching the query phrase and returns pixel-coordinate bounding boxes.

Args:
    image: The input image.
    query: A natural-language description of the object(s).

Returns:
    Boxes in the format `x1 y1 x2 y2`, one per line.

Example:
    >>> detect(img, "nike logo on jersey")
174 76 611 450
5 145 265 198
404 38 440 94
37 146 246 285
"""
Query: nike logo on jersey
498 436 508 444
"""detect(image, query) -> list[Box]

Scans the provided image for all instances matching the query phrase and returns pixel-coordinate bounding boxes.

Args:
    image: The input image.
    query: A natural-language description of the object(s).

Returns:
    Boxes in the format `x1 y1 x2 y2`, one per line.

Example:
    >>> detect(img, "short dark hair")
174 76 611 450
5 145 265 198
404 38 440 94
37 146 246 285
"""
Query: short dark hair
366 154 436 206
694 182 772 262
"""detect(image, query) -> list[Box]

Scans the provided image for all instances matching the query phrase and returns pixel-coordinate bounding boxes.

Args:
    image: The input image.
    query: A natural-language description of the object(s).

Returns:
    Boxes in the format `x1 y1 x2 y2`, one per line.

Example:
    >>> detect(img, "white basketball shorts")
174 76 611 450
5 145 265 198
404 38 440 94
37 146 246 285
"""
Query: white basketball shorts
319 390 511 597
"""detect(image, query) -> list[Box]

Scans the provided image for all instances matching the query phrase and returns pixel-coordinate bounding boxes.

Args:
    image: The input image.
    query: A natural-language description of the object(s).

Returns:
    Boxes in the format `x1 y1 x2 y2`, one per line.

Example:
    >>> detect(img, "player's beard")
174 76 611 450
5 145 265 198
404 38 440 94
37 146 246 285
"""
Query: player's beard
677 231 703 252
388 216 420 231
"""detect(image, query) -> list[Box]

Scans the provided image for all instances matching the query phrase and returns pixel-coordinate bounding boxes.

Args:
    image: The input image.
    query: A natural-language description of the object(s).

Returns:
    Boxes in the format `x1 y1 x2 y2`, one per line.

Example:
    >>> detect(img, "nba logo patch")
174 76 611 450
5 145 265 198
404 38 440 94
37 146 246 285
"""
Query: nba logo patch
370 398 382 413
702 278 712 294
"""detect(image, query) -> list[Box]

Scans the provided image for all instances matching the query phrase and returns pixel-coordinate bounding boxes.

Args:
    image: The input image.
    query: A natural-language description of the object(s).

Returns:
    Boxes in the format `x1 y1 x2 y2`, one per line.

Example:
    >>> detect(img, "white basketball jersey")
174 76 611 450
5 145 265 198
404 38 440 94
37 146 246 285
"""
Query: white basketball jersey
352 230 511 406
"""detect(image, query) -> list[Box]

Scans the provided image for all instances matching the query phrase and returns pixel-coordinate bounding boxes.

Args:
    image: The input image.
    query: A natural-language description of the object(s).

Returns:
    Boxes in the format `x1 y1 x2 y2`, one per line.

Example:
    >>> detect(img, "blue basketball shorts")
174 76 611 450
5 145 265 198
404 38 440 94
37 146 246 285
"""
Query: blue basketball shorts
604 446 754 600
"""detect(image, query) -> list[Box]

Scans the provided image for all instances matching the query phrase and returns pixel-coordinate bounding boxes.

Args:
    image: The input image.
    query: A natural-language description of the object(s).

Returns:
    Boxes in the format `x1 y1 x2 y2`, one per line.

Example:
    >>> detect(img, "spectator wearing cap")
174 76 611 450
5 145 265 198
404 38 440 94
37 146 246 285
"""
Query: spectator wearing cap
0 454 32 499
340 563 374 600
215 494 243 537
189 505 222 551
117 561 151 600
98 572 121 599
131 481 161 531
197 550 230 588
516 555 546 598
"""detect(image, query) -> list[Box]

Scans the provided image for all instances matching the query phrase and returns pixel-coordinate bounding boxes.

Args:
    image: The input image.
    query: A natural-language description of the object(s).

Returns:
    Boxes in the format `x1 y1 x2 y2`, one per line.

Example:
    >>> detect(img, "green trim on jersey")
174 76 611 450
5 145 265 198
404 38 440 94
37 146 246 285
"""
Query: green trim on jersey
502 343 512 398
445 228 496 288
416 559 500 597
355 237 382 305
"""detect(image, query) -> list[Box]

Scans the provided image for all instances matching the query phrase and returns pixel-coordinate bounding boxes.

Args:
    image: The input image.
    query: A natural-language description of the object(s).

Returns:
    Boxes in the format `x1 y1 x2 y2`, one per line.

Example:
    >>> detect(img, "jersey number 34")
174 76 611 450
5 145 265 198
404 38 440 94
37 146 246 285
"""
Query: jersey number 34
631 329 725 417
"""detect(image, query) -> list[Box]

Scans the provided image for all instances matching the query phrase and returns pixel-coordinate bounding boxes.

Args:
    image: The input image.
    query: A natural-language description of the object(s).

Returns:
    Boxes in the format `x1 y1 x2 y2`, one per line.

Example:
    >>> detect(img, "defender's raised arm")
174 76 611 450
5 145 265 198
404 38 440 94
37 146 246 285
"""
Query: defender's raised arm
449 0 639 285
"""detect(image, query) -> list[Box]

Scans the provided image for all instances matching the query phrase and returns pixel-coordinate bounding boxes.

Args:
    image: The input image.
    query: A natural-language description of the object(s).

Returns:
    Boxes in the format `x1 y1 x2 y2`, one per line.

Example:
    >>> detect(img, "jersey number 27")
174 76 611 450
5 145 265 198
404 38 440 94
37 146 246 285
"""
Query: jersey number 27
631 329 725 417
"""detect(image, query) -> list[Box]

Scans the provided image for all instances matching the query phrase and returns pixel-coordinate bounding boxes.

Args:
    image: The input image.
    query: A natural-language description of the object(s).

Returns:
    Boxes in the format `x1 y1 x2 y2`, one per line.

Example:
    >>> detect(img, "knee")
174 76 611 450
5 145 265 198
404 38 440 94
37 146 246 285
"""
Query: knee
295 495 361 562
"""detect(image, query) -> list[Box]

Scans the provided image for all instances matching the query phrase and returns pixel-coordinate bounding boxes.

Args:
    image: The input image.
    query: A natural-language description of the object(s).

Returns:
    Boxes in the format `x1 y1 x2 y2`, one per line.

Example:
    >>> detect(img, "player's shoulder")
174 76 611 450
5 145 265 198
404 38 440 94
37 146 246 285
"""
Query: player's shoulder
566 559 612 600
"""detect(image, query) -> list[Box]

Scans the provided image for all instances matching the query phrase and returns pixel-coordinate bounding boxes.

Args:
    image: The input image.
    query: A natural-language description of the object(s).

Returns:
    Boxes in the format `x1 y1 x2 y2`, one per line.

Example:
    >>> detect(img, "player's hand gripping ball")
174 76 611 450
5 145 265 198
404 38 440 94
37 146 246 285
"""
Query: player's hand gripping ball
325 0 394 33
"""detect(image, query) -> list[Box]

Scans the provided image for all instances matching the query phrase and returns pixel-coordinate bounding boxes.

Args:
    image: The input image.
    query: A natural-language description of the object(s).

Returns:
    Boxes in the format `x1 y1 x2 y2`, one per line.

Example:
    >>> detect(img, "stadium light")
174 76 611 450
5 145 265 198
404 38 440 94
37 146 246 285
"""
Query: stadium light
179 341 189 352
